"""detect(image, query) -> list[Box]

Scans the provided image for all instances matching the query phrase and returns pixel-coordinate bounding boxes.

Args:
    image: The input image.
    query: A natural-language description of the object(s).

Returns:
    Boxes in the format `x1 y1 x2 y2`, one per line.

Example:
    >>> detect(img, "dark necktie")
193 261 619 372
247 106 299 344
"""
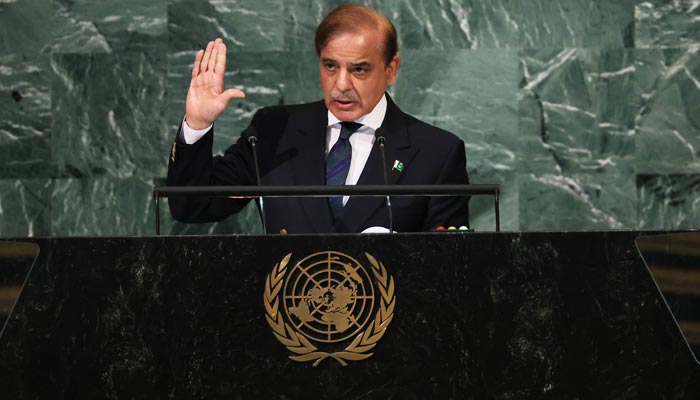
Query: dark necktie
326 121 362 221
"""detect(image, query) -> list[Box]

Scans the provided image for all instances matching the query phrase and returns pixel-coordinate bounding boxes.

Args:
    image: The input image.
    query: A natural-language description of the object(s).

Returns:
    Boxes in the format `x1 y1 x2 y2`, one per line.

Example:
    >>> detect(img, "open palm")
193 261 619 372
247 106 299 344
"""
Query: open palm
185 38 246 130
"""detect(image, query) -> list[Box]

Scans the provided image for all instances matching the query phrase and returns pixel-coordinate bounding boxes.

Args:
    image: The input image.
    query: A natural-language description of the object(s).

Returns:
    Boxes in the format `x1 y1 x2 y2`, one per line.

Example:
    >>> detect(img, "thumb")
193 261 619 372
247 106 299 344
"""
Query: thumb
223 88 246 101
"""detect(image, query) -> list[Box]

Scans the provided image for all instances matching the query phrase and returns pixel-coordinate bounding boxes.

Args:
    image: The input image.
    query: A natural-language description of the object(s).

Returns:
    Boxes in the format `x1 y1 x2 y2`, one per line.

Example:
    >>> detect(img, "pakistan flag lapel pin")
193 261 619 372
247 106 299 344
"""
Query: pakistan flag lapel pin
392 160 404 172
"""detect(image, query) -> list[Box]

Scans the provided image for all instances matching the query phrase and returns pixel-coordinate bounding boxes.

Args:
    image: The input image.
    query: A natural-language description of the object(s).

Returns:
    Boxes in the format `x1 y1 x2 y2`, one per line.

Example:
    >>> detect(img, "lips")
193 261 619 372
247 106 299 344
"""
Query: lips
333 100 356 109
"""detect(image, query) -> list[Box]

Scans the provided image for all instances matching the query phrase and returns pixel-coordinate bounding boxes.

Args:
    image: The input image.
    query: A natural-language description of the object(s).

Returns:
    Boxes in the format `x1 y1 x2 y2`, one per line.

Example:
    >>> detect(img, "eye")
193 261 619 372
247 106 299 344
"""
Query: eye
353 66 367 74
324 63 336 71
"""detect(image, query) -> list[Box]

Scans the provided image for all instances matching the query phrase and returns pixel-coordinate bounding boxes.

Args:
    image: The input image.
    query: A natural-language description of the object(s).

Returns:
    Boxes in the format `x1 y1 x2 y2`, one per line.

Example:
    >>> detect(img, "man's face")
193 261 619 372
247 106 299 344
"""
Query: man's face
319 29 400 122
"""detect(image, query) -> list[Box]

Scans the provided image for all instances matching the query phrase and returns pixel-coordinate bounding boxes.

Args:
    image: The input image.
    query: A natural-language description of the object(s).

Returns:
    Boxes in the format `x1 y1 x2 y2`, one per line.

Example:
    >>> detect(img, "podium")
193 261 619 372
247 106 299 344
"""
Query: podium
1 232 699 399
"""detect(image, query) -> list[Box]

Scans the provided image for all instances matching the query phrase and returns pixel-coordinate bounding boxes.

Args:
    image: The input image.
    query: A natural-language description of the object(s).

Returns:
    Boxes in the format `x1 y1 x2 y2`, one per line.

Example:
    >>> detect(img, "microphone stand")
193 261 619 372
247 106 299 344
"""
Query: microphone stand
377 136 393 233
248 134 267 234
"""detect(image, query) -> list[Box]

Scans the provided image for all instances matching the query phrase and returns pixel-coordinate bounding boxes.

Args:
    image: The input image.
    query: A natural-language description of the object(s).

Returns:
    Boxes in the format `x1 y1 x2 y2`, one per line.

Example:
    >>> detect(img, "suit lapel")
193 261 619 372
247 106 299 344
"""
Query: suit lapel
289 102 335 233
336 95 418 233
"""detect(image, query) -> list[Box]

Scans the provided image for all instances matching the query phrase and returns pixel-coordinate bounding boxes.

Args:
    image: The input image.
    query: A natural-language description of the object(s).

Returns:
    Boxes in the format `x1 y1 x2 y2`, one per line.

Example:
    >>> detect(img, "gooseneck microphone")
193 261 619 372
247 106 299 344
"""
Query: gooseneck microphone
377 135 394 233
247 128 267 234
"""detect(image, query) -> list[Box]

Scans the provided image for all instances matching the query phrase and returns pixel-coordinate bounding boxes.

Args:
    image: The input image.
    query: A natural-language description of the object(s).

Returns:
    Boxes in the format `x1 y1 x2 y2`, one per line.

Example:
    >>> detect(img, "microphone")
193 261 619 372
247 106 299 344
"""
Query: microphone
377 134 393 233
247 127 267 234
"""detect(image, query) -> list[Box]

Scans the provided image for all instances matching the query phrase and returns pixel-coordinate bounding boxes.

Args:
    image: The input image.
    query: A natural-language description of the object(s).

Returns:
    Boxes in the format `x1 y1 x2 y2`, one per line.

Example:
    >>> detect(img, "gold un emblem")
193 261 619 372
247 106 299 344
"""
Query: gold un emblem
264 251 396 366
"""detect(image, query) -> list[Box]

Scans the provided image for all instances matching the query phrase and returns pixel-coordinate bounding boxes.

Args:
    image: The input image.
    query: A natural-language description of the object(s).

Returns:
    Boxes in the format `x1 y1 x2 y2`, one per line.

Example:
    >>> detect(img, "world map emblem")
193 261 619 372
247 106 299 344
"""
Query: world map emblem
264 251 396 366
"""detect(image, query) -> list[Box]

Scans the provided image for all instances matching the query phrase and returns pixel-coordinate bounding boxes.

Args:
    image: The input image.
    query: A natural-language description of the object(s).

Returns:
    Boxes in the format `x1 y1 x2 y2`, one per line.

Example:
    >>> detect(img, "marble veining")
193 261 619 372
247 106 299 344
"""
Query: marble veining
1 0 699 235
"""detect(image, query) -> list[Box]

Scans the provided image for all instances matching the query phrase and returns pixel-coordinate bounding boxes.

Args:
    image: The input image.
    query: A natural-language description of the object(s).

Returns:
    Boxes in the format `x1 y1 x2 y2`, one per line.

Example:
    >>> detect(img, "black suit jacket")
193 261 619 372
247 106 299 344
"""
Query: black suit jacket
167 95 469 233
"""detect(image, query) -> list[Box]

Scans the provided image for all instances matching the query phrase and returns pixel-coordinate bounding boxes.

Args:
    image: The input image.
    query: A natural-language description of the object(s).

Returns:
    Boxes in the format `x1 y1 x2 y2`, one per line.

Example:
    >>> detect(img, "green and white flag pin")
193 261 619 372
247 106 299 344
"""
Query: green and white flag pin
392 160 404 172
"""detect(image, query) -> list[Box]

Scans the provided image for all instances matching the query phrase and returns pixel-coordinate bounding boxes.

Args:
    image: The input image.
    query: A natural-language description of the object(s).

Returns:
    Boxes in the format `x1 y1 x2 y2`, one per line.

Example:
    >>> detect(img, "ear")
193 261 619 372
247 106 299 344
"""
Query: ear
385 55 400 86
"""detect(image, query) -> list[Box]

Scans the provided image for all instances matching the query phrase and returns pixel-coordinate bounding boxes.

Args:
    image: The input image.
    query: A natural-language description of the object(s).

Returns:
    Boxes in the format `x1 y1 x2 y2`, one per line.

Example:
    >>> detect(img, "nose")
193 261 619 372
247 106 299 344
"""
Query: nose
336 68 352 92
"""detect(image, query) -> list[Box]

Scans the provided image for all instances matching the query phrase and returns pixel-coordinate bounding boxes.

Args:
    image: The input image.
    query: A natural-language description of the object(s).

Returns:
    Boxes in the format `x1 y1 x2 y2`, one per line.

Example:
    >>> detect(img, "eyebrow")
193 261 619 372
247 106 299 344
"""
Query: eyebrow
320 58 372 69
350 61 372 69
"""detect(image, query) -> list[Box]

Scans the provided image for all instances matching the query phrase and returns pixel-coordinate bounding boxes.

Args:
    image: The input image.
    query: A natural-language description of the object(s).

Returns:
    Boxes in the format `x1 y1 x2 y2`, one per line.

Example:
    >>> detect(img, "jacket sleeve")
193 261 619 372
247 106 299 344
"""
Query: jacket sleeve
166 122 257 223
421 139 470 230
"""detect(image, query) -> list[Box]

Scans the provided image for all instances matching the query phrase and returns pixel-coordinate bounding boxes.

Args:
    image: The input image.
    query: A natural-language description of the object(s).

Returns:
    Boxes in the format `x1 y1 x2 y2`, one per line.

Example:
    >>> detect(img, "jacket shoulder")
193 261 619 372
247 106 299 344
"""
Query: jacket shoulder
400 114 465 156
385 95 464 151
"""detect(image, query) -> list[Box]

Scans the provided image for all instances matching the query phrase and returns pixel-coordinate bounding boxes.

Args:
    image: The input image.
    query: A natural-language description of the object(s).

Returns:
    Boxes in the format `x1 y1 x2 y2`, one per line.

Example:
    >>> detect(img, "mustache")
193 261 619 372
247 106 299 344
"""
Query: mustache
330 88 359 102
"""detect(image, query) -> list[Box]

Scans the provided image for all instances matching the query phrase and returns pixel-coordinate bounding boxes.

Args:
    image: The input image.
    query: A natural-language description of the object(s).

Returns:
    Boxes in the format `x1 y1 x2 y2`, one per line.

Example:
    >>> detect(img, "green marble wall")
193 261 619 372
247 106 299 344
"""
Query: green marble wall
1 0 698 236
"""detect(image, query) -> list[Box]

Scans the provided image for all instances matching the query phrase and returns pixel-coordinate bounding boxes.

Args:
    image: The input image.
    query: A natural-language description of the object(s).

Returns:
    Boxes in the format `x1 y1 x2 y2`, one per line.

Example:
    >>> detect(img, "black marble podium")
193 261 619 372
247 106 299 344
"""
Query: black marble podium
1 232 699 399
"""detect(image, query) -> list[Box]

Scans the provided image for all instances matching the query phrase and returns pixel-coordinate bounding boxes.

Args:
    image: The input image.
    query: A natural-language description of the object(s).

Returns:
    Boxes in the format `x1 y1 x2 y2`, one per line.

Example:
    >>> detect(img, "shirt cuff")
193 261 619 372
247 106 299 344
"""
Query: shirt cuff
181 116 212 144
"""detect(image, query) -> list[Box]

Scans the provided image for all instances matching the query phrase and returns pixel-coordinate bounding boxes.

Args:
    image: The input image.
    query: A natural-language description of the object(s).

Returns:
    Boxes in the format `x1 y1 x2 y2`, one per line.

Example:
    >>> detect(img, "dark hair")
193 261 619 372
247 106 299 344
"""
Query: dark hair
315 4 399 66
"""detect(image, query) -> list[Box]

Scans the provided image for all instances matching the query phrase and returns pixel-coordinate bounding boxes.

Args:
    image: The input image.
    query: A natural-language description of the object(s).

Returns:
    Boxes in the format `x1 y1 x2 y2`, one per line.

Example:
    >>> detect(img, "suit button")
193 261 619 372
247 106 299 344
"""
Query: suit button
279 229 288 235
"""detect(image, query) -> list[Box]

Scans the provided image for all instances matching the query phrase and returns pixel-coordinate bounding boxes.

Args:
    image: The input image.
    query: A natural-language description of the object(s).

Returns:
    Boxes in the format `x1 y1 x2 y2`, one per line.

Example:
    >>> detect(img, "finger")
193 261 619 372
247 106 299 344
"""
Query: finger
208 43 219 73
214 42 227 74
191 49 204 78
223 88 246 100
200 40 215 72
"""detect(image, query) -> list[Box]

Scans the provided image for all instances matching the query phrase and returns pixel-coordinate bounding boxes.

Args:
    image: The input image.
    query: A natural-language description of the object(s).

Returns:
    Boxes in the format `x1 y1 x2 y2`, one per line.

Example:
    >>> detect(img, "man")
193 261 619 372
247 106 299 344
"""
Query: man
168 4 469 234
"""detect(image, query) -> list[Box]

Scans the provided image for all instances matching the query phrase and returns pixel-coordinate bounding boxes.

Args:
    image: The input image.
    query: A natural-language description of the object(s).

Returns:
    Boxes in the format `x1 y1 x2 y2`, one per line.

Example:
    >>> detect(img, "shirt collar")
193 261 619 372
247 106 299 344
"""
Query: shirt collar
327 93 387 131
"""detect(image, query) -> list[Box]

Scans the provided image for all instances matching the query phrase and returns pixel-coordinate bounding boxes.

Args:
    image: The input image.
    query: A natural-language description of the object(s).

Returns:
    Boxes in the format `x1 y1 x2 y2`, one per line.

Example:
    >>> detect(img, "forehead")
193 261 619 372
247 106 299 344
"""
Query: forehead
320 30 384 61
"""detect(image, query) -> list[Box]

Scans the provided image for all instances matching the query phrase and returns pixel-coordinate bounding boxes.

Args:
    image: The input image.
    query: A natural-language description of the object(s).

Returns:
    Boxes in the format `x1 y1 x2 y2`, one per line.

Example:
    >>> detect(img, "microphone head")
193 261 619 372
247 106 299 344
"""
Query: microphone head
375 127 386 145
247 127 258 144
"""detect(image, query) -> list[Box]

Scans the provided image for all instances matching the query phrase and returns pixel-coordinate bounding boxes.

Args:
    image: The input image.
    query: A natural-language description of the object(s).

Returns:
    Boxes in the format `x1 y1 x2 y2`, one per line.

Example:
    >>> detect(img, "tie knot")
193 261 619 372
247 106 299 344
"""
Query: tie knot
339 121 362 140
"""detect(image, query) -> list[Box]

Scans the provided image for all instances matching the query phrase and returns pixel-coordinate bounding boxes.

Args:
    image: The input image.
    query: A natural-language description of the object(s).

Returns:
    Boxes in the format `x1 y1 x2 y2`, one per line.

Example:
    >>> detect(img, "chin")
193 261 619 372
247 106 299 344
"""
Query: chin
330 107 362 122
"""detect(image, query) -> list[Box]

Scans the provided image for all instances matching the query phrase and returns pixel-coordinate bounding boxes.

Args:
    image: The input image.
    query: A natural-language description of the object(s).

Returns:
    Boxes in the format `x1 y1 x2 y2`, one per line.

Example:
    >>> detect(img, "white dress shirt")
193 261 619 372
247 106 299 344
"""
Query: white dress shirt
326 94 386 204
181 94 388 205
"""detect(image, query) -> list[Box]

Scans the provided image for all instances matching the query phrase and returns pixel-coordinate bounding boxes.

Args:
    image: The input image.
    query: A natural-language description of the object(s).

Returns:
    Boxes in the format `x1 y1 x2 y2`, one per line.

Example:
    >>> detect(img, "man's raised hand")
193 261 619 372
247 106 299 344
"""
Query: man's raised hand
185 38 246 130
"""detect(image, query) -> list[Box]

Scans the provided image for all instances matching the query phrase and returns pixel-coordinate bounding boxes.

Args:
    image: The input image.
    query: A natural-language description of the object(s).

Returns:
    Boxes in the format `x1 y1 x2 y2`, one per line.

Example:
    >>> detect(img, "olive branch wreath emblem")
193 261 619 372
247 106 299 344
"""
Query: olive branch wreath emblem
263 252 396 367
